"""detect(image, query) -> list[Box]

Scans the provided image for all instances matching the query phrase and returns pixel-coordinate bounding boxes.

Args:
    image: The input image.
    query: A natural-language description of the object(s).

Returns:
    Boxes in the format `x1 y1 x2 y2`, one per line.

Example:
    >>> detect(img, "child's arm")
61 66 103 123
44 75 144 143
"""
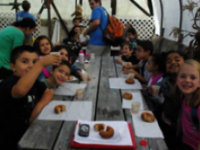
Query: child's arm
29 88 54 123
12 54 61 98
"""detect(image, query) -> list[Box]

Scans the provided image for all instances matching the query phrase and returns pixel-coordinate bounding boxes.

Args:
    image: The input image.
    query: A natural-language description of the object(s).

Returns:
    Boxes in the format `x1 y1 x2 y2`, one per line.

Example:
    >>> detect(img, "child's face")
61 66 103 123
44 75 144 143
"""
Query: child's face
74 20 80 26
52 65 70 85
74 27 81 35
24 27 35 36
11 52 39 77
121 45 132 57
126 32 135 40
177 64 200 96
136 45 149 60
59 48 69 61
39 39 51 55
147 56 157 72
71 34 79 41
166 53 184 74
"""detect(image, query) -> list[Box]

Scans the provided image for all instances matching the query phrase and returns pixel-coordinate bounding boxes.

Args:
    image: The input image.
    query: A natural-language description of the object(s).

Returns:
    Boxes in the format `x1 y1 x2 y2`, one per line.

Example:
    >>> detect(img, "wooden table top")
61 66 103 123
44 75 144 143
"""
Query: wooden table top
18 52 168 150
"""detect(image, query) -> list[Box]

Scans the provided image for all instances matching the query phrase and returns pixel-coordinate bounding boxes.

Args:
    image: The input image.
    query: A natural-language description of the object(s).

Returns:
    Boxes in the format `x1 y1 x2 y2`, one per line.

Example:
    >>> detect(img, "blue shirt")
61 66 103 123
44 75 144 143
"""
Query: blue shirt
16 11 35 22
89 7 108 46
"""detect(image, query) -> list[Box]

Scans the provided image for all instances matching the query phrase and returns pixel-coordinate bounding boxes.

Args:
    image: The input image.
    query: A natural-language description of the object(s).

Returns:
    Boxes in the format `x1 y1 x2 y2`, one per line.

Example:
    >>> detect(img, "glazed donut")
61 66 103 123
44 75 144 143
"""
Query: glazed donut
141 112 155 123
125 78 134 84
54 105 66 114
122 92 133 100
94 123 105 131
99 126 114 138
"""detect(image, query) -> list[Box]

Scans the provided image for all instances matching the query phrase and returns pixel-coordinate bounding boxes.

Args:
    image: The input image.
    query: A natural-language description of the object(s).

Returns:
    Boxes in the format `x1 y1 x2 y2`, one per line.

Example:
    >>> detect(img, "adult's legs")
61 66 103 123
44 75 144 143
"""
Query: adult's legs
87 45 110 56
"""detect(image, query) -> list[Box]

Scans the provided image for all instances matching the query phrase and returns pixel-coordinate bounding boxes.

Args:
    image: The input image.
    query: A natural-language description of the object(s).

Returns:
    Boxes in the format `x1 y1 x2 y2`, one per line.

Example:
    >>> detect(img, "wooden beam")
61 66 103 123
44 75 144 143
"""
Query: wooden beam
129 0 151 17
51 1 69 36
111 0 117 15
47 4 52 39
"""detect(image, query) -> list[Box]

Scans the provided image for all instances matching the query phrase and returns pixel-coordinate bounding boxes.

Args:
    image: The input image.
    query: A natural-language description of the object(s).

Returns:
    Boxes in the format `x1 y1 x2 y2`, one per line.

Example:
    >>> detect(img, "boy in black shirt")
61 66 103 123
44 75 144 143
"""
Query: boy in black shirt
0 45 61 150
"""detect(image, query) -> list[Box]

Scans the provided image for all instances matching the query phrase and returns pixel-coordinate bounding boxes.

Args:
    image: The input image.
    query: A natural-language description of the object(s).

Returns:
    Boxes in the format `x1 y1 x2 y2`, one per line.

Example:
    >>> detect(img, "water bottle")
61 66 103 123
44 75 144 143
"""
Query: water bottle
79 50 84 64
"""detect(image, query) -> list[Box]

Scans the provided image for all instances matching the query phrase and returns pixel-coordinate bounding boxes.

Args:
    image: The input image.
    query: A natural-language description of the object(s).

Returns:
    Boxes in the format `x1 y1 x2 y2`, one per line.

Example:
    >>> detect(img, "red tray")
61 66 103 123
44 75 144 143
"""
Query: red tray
70 123 137 150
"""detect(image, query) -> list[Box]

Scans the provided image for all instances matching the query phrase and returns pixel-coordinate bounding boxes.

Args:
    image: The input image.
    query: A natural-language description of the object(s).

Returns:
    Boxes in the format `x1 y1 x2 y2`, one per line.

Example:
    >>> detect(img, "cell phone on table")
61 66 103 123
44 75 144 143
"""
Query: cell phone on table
78 124 90 137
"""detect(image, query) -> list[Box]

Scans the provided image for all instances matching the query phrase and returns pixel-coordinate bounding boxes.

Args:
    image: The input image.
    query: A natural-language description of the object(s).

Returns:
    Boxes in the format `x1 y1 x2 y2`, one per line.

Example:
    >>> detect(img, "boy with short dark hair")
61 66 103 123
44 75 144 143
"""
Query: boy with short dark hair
16 0 35 22
123 40 153 84
0 45 61 150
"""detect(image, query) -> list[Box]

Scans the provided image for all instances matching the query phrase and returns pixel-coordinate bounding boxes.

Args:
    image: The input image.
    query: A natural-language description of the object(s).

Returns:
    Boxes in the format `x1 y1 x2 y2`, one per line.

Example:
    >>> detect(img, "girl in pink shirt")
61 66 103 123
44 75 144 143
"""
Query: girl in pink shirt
176 59 200 150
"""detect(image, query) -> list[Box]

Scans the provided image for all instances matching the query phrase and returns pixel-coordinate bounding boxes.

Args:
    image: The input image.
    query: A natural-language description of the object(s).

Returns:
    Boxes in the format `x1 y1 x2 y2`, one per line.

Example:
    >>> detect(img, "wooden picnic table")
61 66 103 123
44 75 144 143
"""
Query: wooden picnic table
18 51 168 150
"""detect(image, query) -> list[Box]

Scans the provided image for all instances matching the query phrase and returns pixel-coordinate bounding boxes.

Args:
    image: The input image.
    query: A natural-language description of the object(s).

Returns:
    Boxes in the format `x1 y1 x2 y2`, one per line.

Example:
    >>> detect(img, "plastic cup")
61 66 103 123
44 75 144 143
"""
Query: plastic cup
131 101 140 114
76 88 83 99
84 63 90 71
151 85 160 96
90 53 95 59
127 73 135 79
82 72 89 82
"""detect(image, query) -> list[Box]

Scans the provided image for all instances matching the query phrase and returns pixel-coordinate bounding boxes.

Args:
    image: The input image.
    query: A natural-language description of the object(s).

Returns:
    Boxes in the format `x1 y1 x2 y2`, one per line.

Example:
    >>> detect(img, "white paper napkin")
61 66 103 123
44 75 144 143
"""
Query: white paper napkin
54 83 87 96
109 78 142 89
74 120 133 146
37 101 92 121
122 91 144 110
132 110 164 138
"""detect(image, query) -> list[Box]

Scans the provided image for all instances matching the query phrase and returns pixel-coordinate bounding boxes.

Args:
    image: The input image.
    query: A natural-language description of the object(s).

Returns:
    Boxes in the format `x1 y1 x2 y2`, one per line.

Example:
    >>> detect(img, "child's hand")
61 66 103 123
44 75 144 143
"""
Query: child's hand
123 68 132 74
116 57 122 64
125 62 132 69
39 54 61 67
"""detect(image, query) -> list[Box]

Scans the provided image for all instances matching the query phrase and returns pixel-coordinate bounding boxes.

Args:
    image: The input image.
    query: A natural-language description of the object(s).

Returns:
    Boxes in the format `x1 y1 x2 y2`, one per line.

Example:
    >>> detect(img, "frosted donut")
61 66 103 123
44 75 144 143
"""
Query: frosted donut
141 112 155 123
99 126 114 138
94 123 105 131
54 105 66 114
125 78 134 84
122 92 133 100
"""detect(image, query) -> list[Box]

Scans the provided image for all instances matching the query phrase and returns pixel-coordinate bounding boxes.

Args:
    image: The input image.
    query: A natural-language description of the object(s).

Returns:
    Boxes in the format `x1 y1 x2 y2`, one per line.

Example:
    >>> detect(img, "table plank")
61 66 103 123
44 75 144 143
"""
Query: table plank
18 120 63 150
96 54 124 121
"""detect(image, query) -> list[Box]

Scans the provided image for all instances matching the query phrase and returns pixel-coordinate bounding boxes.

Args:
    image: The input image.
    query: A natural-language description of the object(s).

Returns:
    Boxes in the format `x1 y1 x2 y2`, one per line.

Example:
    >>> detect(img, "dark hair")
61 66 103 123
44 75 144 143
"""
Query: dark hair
89 0 101 3
165 50 188 62
52 60 71 72
22 0 30 11
13 18 36 29
68 30 78 39
51 45 70 59
150 53 166 73
121 42 133 51
72 18 81 23
137 40 153 55
10 45 38 64
33 35 53 55
127 27 137 35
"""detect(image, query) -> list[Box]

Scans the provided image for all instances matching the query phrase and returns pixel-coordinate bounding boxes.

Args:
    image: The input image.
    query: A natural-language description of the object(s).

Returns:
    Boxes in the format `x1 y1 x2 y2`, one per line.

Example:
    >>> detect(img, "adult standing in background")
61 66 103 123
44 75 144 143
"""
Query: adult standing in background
83 0 110 56
16 0 35 22
0 18 37 80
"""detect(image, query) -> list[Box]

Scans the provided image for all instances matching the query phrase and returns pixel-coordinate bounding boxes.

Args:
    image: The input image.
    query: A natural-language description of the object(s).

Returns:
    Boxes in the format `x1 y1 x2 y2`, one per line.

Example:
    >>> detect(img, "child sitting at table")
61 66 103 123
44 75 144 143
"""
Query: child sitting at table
146 53 165 87
153 50 187 150
0 45 61 150
33 35 53 80
51 45 90 81
116 42 139 68
123 40 153 84
175 59 200 150
63 30 82 64
42 60 71 89
126 27 138 52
